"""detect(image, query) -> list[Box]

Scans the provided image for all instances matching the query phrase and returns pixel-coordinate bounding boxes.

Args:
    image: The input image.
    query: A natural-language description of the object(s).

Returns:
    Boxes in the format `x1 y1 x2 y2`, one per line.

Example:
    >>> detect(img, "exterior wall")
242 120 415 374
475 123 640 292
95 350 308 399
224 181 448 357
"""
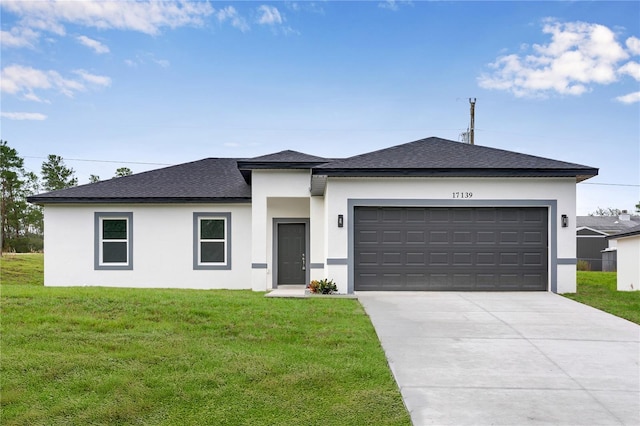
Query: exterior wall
250 170 311 290
43 203 251 289
322 177 578 294
616 236 640 291
309 196 325 281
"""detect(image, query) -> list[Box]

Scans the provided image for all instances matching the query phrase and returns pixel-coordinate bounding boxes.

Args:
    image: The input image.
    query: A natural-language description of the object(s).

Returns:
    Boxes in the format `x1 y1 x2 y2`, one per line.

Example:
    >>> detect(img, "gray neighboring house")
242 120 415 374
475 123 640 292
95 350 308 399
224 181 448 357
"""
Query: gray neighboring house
576 212 640 271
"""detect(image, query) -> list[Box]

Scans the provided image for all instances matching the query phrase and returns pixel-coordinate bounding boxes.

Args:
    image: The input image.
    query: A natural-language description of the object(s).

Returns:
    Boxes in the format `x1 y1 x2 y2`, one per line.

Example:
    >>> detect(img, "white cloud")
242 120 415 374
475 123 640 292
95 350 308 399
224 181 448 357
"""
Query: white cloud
1 0 214 36
616 91 640 104
0 26 39 48
153 58 170 68
76 35 109 54
123 53 170 69
378 0 412 11
626 37 640 55
478 19 638 98
73 69 111 87
217 6 249 32
1 64 109 99
1 112 47 120
619 61 640 81
23 92 50 103
257 5 283 25
379 0 399 11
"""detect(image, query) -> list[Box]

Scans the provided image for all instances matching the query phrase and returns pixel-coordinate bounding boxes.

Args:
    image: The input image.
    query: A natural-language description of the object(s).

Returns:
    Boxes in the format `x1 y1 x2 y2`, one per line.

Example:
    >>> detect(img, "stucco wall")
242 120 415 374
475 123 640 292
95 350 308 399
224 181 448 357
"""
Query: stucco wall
322 177 578 294
250 170 311 290
616 236 640 291
43 203 252 289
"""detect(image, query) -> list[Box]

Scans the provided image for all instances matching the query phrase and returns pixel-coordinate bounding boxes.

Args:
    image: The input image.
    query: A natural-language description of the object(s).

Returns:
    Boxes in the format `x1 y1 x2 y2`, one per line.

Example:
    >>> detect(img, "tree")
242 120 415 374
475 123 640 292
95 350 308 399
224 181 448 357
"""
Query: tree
636 202 640 214
114 167 133 177
589 207 622 216
89 174 100 183
0 141 43 253
41 154 77 191
1 140 26 251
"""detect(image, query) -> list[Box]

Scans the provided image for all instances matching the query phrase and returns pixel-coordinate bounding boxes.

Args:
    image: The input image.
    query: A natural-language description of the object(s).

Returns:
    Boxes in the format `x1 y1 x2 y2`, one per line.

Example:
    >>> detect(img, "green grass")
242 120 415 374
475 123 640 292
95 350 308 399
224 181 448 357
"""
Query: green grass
564 271 640 325
0 254 410 425
0 253 44 286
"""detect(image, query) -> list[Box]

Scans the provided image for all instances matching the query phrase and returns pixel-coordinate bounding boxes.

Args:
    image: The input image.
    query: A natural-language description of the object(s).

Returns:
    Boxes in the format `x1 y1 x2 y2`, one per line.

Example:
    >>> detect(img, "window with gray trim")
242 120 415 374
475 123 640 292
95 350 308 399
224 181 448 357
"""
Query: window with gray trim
194 213 231 270
95 212 133 270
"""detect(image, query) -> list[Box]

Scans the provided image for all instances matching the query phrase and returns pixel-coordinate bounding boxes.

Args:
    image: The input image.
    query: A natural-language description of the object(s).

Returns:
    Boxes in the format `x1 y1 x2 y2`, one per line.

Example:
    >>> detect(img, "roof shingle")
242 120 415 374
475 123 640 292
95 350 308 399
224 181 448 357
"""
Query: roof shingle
315 137 598 181
28 158 251 204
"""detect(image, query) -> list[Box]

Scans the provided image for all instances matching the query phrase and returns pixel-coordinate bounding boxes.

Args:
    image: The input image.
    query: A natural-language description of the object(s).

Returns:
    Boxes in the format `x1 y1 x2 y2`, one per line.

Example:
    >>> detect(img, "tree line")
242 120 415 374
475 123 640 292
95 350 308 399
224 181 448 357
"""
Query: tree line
1 140 133 253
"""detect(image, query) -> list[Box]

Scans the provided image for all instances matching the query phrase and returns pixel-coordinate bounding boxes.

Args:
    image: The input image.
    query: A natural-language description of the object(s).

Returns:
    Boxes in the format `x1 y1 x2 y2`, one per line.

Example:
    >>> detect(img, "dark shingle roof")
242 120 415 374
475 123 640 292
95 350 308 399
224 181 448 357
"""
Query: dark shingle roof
28 158 251 204
236 150 331 183
578 215 640 233
28 136 599 204
606 224 640 239
314 137 598 181
244 150 329 163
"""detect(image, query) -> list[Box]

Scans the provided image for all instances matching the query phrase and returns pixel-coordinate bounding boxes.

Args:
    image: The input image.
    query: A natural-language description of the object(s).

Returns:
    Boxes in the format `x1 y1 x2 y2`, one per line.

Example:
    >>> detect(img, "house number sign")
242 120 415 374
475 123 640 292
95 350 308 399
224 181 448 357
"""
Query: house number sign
452 192 473 199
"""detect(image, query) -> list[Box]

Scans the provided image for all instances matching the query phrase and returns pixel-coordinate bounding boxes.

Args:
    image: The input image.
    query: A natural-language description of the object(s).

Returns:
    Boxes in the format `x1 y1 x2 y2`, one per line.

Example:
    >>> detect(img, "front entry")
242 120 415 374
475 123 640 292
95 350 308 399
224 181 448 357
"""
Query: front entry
277 223 306 285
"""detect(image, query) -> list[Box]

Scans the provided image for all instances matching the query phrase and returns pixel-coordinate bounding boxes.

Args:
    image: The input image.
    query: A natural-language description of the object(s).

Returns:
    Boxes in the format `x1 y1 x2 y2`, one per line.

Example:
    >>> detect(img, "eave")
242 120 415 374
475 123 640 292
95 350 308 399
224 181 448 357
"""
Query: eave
27 196 252 205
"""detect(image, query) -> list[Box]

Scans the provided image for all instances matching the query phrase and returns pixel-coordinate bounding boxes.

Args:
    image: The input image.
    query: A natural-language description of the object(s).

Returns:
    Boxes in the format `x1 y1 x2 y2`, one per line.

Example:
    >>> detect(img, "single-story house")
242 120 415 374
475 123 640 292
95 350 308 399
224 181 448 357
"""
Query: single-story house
576 213 640 271
28 137 598 294
606 225 640 291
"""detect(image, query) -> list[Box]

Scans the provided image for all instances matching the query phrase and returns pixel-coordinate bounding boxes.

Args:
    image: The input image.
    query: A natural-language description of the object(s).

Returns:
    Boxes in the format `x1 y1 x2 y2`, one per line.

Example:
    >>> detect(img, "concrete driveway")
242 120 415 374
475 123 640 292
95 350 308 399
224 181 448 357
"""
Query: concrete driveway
357 292 640 426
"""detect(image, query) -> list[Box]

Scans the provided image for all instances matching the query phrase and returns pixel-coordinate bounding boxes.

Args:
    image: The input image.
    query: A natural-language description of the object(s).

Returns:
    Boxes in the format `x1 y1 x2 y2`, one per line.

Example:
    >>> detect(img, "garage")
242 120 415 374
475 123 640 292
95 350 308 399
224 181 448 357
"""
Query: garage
354 206 548 291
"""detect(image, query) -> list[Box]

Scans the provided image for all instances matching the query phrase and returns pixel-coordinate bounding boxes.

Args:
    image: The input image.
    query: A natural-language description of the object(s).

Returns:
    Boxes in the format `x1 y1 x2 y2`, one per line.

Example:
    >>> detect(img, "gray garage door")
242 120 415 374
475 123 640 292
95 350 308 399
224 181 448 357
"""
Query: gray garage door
354 207 548 291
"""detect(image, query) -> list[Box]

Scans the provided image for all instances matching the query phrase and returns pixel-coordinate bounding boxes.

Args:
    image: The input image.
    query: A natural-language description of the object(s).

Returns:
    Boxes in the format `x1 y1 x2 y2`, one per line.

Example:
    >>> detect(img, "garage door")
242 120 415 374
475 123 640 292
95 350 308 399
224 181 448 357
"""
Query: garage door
354 207 548 291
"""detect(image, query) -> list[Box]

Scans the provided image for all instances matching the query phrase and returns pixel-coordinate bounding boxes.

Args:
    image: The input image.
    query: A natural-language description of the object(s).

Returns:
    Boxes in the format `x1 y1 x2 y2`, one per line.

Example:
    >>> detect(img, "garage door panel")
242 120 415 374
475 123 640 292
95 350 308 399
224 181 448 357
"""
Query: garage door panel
430 231 449 243
354 207 548 291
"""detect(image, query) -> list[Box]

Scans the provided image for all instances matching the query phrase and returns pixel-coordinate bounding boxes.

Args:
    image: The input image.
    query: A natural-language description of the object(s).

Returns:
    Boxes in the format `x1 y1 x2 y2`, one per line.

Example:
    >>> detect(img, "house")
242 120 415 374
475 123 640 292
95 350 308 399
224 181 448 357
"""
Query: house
576 213 640 271
28 137 598 294
606 225 640 291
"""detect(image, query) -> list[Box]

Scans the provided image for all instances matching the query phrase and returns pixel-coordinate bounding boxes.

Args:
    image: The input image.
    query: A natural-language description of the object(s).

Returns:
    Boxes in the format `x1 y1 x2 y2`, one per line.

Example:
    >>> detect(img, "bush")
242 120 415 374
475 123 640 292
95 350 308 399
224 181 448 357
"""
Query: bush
577 260 592 271
3 234 43 253
308 279 338 294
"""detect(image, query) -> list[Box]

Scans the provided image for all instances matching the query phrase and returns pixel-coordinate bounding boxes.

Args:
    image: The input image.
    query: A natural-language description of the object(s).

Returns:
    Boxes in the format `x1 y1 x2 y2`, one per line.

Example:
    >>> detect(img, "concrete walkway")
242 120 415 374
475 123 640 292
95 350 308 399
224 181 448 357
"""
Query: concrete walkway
358 292 640 426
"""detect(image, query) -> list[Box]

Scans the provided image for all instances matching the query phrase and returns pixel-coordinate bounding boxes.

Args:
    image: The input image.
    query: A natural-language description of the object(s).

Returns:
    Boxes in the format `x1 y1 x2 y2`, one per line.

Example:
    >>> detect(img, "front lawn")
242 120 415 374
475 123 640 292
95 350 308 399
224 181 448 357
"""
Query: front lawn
0 254 410 425
564 271 640 325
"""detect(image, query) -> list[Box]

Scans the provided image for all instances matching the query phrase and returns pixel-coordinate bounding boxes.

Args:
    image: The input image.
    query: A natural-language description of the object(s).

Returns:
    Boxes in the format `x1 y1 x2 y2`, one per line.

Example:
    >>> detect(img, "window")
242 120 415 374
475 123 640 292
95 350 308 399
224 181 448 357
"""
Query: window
194 212 231 270
95 212 133 270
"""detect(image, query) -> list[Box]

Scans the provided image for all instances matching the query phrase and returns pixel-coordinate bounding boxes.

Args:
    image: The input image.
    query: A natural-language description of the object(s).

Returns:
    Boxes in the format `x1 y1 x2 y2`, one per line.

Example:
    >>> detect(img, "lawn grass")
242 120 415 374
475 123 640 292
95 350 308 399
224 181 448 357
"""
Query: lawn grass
0 254 410 425
0 253 44 286
564 271 640 325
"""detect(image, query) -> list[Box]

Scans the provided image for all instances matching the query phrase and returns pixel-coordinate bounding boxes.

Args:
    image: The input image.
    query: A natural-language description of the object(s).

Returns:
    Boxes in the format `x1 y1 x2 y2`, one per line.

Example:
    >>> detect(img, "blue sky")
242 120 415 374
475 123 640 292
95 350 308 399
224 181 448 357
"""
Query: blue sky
1 0 639 214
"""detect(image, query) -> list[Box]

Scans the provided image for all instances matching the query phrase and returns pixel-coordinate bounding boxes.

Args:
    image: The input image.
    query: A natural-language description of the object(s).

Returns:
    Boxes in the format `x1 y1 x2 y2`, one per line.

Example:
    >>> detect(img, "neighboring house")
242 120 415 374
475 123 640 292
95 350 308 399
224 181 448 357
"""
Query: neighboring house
576 213 640 271
28 137 598 294
606 225 640 291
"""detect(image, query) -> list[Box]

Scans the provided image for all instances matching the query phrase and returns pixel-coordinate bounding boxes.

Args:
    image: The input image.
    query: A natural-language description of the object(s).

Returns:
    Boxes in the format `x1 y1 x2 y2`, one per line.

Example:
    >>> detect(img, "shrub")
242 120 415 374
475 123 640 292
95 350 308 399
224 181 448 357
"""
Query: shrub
308 279 338 294
577 260 592 271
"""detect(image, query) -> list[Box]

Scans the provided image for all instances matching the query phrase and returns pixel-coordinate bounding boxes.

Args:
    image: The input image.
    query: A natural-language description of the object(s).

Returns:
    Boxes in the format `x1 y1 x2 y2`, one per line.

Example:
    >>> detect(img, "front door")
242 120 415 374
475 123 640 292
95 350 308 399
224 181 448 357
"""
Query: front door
277 223 306 285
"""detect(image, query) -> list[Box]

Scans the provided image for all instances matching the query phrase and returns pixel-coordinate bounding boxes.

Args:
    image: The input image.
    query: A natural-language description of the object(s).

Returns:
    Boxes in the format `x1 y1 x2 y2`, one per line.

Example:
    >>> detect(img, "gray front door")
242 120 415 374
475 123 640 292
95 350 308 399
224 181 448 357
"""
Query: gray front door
277 223 306 285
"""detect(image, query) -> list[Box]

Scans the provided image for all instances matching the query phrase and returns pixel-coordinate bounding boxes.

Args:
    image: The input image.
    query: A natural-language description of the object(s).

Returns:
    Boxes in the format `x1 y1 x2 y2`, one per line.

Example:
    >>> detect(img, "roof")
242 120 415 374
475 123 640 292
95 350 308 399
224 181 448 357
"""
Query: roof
236 150 331 183
242 150 329 163
28 158 251 204
314 137 598 181
576 215 640 234
28 136 599 204
606 224 640 240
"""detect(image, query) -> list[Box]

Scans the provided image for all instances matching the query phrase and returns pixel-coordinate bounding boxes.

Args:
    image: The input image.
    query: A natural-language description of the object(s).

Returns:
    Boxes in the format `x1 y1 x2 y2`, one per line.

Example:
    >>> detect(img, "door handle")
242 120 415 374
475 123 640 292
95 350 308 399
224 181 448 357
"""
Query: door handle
302 253 306 271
